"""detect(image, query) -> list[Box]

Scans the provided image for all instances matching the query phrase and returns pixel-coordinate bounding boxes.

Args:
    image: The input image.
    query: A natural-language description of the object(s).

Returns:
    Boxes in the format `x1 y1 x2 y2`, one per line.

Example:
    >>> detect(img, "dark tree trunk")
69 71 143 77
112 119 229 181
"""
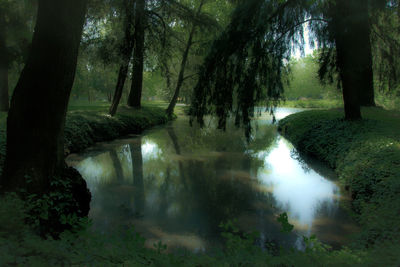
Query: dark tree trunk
165 26 195 116
166 0 204 117
109 0 135 116
0 22 9 112
127 0 145 108
1 0 88 194
330 0 364 120
357 3 375 107
129 139 144 216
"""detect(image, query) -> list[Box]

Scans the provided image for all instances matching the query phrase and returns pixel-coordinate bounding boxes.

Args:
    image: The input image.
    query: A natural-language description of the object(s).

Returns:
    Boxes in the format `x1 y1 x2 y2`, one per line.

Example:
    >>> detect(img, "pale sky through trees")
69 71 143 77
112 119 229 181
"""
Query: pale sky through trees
293 23 314 58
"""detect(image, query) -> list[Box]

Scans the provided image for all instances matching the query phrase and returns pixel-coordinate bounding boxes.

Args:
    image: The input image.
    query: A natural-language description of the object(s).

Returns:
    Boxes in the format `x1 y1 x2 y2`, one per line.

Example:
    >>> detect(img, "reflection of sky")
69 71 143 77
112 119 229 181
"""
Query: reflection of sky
258 138 339 228
141 139 162 161
75 156 108 193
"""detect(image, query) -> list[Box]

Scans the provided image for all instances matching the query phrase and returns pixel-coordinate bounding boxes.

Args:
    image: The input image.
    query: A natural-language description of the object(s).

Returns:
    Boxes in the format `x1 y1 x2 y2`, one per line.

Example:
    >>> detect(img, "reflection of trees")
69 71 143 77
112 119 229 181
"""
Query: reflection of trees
79 115 302 247
109 149 124 182
129 138 145 217
161 121 288 244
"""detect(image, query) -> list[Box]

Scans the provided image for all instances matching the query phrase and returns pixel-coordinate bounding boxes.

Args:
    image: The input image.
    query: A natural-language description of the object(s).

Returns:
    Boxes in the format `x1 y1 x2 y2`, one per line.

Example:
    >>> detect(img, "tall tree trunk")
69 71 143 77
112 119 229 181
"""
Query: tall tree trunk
127 0 145 108
109 0 135 116
357 2 375 107
330 0 362 120
1 0 88 194
165 0 204 117
0 21 9 112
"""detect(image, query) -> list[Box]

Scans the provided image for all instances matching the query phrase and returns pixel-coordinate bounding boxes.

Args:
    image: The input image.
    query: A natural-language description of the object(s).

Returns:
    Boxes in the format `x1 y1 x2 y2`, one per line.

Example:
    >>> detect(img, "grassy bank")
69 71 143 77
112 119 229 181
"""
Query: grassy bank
281 99 343 109
278 107 400 250
0 102 171 176
65 103 170 153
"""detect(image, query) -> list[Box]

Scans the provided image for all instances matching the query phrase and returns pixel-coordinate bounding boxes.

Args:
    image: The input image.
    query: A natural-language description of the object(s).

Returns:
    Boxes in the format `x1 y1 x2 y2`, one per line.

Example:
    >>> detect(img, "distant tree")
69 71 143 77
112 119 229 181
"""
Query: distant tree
1 0 89 214
0 0 35 112
166 0 210 116
284 55 338 100
109 0 135 115
371 0 400 95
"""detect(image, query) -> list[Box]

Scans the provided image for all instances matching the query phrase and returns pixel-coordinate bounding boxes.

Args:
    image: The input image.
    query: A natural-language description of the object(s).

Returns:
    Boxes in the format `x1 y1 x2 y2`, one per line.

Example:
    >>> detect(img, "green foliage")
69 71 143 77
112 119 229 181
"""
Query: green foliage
277 212 294 233
284 55 340 101
18 175 88 238
191 0 311 135
278 107 400 247
282 98 342 108
65 104 170 153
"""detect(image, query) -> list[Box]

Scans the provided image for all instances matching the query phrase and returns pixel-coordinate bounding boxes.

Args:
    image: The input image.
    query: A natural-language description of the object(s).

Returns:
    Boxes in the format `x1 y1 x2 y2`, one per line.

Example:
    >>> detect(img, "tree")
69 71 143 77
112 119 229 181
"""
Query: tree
0 1 35 112
166 0 206 116
318 0 375 119
1 0 89 205
191 0 387 126
371 0 400 97
127 0 146 108
109 0 135 116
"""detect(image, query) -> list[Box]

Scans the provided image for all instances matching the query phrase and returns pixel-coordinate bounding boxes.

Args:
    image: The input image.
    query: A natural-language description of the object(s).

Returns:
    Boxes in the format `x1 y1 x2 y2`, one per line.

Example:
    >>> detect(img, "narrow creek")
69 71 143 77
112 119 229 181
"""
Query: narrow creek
66 108 357 252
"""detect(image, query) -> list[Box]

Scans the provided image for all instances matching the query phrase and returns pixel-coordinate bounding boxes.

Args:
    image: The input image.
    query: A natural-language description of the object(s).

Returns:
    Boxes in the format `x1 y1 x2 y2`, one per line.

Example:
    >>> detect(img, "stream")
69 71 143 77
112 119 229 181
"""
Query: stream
66 108 357 252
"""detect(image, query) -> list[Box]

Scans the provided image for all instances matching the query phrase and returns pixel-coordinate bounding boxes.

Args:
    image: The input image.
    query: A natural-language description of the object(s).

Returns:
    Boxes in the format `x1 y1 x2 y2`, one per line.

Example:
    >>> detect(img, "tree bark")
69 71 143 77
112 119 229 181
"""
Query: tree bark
166 0 204 117
0 20 9 112
330 0 363 120
109 0 135 116
1 0 88 194
127 0 146 108
357 2 375 107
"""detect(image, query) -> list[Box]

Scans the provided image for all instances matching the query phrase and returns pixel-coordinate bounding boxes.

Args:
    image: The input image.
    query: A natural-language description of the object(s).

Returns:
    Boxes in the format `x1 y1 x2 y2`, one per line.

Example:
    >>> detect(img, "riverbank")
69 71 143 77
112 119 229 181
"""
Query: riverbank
281 99 343 109
0 103 172 176
278 107 400 249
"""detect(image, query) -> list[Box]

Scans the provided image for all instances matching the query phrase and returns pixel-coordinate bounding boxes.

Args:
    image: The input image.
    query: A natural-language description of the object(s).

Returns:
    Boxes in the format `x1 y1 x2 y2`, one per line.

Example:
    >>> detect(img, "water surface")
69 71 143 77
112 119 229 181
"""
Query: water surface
67 108 357 251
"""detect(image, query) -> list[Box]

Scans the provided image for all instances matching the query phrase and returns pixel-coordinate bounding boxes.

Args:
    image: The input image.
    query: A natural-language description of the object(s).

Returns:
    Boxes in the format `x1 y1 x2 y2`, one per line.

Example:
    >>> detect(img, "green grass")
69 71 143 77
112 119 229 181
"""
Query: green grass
278 107 400 249
281 99 343 109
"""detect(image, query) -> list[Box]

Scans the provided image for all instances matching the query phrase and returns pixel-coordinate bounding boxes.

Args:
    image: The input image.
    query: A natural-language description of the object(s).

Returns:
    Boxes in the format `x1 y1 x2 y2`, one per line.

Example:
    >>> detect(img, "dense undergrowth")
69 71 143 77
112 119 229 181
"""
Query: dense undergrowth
278 107 400 254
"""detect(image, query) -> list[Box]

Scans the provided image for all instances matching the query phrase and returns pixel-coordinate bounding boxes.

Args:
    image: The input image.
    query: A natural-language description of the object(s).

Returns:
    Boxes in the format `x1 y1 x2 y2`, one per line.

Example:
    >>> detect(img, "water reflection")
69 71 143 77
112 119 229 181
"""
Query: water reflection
67 108 356 251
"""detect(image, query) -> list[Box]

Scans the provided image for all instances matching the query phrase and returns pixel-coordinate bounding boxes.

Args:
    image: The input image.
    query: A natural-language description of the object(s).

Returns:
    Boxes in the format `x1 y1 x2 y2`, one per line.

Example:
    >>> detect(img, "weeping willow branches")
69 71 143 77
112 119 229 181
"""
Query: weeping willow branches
190 0 311 136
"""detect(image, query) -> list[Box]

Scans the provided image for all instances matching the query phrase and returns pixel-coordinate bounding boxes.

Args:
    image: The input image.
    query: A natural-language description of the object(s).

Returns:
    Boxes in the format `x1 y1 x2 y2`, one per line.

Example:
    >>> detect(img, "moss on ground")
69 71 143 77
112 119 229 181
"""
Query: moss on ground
278 107 400 248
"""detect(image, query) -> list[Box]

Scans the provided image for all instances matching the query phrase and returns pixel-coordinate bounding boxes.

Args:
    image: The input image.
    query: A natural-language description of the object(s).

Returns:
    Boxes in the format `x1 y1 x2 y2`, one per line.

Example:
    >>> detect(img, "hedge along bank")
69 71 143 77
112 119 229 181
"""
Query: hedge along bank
277 107 400 247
